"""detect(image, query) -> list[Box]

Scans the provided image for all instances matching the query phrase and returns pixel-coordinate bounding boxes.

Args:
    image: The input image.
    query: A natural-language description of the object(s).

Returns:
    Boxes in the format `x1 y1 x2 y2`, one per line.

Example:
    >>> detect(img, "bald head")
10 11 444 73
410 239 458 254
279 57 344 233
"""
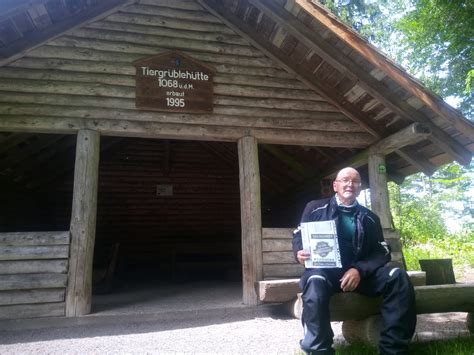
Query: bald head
333 167 362 205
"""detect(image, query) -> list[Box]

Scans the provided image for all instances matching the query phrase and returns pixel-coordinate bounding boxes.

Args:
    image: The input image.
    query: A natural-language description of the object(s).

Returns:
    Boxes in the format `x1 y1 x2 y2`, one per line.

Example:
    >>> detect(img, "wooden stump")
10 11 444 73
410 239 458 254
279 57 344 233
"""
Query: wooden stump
419 259 456 285
285 293 303 319
341 315 383 345
467 313 473 334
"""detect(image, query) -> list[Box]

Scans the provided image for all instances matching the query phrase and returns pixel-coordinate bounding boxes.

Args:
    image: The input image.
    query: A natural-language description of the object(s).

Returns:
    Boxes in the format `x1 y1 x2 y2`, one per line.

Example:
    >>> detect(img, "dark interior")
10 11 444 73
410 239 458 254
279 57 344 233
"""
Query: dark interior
0 132 368 293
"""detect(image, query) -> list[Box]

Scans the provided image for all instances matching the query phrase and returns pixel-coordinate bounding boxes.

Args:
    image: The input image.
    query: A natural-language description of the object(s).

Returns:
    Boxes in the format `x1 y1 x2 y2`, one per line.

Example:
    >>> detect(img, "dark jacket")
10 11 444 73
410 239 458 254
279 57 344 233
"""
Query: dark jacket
292 196 390 278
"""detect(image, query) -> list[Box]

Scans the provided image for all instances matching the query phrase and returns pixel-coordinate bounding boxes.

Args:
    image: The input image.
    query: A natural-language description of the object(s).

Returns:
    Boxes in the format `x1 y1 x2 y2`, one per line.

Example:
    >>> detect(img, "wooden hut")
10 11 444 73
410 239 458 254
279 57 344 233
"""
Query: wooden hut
0 0 472 319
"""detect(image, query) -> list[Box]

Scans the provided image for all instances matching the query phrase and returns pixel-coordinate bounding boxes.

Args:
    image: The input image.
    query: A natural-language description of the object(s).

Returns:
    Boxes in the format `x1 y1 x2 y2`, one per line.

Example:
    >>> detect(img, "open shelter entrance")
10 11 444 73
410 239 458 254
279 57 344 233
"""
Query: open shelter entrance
93 138 242 292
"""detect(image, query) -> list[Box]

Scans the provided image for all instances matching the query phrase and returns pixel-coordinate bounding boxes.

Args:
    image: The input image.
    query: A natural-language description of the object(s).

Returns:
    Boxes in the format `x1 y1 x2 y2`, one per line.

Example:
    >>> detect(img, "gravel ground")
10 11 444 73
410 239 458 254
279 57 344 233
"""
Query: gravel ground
0 308 470 354
0 274 472 354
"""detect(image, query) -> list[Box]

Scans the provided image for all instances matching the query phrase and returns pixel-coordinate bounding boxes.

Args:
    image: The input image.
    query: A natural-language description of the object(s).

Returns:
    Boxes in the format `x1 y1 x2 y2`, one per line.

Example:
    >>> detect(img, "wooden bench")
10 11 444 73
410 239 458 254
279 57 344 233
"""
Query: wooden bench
257 228 474 343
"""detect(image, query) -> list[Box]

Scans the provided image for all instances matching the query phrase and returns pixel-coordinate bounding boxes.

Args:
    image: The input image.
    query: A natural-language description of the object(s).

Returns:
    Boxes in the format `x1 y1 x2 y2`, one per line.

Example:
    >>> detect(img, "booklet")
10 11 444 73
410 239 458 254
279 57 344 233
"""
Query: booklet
301 220 342 268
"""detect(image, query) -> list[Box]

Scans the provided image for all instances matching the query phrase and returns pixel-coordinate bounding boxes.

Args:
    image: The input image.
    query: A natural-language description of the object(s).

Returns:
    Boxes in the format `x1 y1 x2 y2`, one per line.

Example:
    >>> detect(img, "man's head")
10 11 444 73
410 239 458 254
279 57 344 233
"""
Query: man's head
333 167 362 205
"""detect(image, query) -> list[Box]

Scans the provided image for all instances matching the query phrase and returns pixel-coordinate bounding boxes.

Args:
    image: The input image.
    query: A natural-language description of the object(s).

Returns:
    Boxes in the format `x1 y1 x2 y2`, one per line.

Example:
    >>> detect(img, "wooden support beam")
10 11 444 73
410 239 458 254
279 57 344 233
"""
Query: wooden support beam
248 0 472 165
0 116 374 148
238 135 263 305
368 152 392 228
66 129 100 316
289 283 474 321
396 147 437 177
370 123 431 155
320 123 432 180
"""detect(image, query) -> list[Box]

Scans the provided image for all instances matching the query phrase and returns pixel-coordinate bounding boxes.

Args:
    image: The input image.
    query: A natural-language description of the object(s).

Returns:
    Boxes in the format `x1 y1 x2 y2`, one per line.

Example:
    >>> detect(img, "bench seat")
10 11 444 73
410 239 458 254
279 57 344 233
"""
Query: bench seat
257 270 427 303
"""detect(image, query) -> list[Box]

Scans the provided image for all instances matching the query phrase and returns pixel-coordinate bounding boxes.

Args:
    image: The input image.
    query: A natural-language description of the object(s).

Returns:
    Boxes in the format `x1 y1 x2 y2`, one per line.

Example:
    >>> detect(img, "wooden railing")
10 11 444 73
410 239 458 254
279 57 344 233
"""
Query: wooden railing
0 231 70 320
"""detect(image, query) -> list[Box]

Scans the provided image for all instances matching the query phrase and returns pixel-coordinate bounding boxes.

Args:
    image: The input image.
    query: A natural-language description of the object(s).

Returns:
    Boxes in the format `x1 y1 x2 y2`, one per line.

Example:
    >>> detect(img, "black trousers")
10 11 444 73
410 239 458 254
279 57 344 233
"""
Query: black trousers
299 266 416 355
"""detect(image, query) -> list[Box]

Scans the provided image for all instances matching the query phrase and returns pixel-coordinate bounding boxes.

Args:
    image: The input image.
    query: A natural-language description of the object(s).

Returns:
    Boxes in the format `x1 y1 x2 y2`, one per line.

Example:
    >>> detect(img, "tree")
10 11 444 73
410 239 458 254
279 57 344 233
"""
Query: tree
389 163 473 243
395 0 473 119
319 0 473 120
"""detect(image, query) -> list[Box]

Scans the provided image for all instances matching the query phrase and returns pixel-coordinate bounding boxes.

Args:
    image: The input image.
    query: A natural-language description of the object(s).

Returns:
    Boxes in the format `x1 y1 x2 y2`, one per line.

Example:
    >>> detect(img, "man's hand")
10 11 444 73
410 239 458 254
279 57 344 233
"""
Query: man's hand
340 268 360 292
296 250 310 265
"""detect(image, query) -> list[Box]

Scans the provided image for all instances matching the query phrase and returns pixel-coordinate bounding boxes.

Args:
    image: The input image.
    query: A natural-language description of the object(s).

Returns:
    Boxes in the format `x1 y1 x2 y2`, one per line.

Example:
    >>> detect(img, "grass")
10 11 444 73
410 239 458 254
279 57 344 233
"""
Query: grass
334 336 474 354
403 235 474 281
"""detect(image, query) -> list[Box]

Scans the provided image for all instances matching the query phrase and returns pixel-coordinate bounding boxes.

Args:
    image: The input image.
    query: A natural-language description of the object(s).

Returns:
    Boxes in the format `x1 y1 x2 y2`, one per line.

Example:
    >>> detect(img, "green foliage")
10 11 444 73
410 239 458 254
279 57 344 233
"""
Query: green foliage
395 0 474 119
335 336 474 354
388 163 474 279
389 163 473 245
403 235 474 280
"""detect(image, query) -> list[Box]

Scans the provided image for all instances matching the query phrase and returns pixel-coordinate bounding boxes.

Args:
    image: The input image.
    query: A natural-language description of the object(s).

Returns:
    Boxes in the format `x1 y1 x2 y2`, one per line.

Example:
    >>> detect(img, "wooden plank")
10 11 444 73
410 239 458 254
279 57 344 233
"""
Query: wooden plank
66 129 100 316
263 263 303 279
396 147 437 177
0 231 70 246
0 104 360 132
0 116 375 148
262 228 293 239
0 273 67 291
86 20 247 46
238 135 262 305
66 26 259 56
257 278 300 303
262 239 292 252
0 302 65 320
0 288 65 306
258 271 427 303
0 245 69 261
9 56 292 79
263 251 295 264
370 123 431 155
384 237 402 253
0 0 136 67
0 260 68 274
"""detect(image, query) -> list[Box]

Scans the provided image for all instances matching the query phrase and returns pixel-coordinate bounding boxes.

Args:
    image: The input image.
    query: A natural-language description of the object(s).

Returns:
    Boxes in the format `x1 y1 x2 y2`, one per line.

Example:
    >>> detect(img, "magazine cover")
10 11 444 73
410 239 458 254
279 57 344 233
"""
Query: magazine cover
301 220 342 268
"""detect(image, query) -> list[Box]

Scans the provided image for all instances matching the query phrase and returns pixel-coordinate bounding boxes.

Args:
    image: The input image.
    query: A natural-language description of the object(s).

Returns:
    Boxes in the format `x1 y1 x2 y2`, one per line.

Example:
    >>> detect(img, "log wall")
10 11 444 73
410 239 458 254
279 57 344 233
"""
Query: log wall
0 231 70 319
94 139 241 278
262 227 404 279
0 0 371 148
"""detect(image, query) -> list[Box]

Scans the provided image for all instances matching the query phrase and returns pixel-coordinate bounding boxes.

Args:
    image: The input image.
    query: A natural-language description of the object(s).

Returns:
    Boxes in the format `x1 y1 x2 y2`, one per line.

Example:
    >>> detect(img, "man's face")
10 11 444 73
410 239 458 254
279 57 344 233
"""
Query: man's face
333 168 361 205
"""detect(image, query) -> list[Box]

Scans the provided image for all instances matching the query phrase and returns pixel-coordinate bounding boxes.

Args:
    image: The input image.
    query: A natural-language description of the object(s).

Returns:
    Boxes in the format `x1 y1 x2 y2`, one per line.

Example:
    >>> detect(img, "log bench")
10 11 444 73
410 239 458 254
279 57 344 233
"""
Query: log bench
257 228 474 343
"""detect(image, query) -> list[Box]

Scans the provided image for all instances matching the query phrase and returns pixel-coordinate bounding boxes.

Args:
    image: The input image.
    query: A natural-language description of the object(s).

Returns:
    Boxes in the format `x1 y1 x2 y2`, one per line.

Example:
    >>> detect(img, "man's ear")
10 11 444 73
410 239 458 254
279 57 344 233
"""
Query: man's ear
332 181 337 192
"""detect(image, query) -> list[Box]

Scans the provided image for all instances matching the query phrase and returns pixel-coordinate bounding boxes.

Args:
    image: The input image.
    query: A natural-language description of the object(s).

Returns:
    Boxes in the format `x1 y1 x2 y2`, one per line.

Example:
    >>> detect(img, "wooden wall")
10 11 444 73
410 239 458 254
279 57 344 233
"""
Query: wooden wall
0 231 70 319
0 0 368 147
94 138 241 279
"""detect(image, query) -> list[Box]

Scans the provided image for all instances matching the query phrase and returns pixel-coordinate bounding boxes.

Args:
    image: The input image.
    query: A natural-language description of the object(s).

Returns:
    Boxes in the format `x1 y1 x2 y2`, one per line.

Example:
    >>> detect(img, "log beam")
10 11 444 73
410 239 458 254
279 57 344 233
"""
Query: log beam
368 152 392 228
238 135 263 305
370 123 431 155
0 116 374 148
66 129 100 316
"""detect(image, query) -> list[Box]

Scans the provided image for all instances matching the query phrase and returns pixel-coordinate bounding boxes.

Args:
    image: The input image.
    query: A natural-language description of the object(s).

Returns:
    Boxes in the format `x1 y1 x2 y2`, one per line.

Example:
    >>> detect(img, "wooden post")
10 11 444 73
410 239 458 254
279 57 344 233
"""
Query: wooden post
66 129 100 316
368 151 392 228
238 135 263 305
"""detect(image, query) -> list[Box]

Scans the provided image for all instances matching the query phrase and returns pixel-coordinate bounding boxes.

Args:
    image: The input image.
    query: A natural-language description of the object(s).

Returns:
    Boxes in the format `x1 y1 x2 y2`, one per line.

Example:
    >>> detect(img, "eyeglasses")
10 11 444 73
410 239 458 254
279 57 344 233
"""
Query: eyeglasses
335 179 361 186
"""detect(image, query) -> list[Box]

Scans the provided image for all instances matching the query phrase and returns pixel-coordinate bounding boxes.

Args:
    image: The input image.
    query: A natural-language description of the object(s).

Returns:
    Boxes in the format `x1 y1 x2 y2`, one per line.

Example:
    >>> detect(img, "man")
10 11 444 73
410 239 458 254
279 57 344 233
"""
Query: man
293 167 416 355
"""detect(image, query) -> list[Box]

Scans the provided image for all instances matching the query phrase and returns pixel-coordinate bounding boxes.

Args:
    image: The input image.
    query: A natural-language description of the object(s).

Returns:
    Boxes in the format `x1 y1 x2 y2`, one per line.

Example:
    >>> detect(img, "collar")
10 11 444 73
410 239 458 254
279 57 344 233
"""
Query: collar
335 194 358 208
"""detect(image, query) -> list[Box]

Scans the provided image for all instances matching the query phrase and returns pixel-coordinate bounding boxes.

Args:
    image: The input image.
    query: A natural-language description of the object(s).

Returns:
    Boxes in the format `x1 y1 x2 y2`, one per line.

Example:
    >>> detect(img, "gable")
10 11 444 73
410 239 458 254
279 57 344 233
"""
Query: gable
0 0 472 190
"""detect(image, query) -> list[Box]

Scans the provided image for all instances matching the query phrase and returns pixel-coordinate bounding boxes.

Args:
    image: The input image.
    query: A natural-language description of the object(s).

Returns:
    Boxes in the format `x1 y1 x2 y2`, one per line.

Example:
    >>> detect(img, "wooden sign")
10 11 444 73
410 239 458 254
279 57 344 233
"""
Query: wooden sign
133 51 215 113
